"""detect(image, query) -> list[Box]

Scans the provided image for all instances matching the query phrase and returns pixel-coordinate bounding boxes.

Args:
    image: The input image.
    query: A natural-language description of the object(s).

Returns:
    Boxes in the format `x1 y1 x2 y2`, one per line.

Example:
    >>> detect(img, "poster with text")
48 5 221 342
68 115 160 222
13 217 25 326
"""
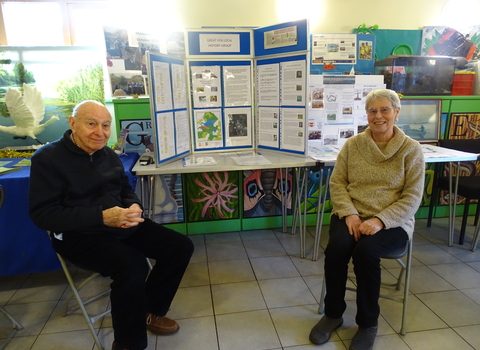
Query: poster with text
191 66 222 108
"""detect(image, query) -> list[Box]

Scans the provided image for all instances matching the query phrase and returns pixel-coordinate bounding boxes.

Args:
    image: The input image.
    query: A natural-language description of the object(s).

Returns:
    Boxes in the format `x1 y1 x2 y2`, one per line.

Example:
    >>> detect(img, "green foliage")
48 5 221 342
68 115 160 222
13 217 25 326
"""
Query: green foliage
56 64 105 105
0 102 9 118
0 62 35 87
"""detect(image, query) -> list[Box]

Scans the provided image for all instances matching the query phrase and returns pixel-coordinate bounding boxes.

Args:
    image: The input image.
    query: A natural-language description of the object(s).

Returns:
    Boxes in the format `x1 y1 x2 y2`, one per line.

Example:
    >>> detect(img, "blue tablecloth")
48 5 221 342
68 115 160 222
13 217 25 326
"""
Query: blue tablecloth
0 153 139 276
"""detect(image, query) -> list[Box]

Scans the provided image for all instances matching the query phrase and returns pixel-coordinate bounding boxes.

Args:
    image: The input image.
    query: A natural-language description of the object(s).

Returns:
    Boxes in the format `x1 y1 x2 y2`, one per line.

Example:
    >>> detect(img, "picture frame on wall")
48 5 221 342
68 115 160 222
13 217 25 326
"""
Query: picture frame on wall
397 98 442 142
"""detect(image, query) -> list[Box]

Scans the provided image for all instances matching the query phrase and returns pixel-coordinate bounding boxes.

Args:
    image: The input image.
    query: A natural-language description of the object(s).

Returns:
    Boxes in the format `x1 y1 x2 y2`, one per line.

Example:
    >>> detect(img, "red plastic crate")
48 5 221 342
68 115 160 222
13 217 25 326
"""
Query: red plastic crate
452 72 475 95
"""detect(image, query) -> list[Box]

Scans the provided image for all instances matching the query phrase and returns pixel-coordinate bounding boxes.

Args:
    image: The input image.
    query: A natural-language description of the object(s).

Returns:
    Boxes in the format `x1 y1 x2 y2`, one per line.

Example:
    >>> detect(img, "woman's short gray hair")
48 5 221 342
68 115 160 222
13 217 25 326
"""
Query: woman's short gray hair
365 89 401 110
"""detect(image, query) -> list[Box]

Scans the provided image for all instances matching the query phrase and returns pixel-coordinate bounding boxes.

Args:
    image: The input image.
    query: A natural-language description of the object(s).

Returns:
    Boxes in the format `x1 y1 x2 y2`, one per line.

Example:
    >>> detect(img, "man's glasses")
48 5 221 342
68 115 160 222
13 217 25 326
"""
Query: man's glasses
366 106 394 116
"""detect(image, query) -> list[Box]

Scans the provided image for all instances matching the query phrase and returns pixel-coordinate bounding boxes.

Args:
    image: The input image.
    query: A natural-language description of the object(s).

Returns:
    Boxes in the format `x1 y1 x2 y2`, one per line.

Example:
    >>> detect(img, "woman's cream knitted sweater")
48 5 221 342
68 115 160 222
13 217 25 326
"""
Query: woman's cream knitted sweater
330 125 425 239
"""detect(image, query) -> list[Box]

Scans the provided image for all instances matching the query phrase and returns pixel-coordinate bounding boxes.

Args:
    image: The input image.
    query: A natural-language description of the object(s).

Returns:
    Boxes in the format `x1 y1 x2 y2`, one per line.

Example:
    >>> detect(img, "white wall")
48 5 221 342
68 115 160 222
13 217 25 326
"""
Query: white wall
160 0 480 33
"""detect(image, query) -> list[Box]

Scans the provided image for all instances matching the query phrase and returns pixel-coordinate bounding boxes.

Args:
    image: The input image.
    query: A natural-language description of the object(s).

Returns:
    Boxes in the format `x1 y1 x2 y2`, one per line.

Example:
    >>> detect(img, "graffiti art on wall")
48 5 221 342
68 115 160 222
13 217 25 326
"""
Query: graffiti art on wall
186 171 239 222
243 168 292 218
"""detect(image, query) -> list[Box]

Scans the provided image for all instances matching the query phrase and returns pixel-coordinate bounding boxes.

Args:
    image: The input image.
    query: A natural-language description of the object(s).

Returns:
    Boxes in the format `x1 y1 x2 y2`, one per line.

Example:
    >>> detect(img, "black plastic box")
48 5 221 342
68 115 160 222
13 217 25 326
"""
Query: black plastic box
374 55 456 95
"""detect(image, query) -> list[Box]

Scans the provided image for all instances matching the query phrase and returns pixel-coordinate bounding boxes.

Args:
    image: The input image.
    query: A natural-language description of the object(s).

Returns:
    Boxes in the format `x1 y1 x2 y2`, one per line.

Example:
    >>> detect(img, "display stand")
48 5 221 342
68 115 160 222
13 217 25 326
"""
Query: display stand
254 20 310 155
146 53 190 166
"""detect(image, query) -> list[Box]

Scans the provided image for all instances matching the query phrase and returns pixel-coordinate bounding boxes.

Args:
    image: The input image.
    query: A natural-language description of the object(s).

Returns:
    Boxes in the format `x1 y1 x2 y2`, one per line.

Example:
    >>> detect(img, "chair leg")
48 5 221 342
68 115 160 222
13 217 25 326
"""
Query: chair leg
474 203 480 227
58 255 106 350
0 306 24 350
427 163 441 228
459 199 470 245
318 276 326 314
400 240 413 336
470 217 480 252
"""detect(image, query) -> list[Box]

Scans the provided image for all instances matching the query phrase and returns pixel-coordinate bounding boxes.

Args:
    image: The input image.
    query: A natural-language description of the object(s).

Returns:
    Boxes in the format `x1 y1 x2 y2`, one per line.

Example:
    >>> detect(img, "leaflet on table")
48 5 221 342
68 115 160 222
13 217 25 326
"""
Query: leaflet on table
280 60 306 106
258 107 280 148
155 112 176 159
225 107 252 147
0 166 20 175
231 154 271 166
152 61 173 112
257 64 280 106
172 63 187 109
223 66 252 106
280 108 306 152
194 108 223 149
191 66 222 108
182 156 217 167
308 144 342 161
311 33 357 65
14 159 31 166
421 144 480 160
174 110 190 154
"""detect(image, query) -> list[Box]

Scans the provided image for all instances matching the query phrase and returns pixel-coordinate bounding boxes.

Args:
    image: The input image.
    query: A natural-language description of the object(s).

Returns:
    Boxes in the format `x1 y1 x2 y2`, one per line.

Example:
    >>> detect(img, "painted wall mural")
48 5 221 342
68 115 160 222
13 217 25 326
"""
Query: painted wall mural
186 171 239 222
243 168 292 218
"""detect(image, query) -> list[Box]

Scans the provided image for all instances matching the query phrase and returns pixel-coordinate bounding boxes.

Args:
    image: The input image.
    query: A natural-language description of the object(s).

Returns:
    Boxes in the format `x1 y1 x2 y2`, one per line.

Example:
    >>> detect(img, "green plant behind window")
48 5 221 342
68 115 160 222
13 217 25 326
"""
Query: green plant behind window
57 64 105 106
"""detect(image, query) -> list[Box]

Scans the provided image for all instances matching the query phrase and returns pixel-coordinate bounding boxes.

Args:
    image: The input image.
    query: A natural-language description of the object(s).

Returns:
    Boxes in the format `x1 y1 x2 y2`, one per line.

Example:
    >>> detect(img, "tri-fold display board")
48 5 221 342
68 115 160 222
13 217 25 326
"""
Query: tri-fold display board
146 19 310 166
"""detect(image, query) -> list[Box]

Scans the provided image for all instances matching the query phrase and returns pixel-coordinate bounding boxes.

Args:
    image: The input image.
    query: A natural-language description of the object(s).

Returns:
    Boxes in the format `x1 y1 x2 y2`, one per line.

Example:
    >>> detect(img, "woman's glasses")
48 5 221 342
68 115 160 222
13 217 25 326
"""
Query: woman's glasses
366 106 394 116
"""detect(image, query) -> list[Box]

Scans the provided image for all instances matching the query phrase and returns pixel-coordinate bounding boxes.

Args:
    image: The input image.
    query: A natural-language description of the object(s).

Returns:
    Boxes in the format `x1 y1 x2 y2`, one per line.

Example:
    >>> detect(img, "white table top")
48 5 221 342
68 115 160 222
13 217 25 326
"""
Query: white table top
133 150 317 175
309 144 479 165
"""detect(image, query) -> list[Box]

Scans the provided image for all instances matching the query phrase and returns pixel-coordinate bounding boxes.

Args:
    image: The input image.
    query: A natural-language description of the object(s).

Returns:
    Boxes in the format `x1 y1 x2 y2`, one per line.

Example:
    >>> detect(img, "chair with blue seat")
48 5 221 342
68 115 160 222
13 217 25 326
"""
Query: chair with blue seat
317 238 413 336
0 184 24 350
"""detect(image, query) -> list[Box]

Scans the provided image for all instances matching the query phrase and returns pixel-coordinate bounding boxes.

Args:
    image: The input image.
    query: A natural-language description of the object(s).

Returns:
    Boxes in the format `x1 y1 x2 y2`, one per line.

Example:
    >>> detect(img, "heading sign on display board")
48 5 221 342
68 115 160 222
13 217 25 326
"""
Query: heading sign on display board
199 34 241 53
147 19 312 167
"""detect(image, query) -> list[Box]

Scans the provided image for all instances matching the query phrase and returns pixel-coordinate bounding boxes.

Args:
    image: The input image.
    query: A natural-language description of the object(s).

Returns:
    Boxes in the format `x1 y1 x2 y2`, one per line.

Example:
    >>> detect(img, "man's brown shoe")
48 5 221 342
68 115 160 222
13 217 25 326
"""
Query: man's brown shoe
146 313 180 335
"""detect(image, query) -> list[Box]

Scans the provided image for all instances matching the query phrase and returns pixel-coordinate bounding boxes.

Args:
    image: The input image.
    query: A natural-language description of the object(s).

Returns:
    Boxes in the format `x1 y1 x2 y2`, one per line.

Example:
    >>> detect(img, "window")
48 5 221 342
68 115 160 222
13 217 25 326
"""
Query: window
2 2 65 45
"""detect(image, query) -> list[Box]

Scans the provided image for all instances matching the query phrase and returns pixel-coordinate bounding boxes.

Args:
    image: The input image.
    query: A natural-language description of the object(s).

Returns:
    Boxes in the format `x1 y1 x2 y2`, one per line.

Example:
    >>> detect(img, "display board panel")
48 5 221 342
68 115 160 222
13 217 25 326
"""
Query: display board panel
146 52 191 166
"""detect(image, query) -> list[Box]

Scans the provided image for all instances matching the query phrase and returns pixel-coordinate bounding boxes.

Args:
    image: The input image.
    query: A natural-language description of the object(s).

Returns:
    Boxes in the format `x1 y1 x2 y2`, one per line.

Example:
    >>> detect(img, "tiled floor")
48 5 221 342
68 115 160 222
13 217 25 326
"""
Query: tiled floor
2 217 480 350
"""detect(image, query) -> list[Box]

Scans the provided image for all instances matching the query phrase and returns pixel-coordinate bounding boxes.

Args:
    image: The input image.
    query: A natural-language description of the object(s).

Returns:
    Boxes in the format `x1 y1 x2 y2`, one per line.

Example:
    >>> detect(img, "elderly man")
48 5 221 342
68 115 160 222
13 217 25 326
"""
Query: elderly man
29 100 193 350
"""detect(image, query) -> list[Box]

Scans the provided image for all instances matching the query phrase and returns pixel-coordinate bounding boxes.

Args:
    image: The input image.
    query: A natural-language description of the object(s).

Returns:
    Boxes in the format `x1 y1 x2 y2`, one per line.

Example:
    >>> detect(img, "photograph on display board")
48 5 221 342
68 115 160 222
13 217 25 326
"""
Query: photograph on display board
185 171 239 222
123 46 142 71
243 169 292 218
110 72 147 97
104 26 129 59
225 107 252 147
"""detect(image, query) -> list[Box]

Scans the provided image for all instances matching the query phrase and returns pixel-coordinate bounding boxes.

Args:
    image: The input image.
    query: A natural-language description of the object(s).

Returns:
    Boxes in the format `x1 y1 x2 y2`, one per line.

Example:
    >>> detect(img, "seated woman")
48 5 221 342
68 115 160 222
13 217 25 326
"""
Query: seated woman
309 89 425 350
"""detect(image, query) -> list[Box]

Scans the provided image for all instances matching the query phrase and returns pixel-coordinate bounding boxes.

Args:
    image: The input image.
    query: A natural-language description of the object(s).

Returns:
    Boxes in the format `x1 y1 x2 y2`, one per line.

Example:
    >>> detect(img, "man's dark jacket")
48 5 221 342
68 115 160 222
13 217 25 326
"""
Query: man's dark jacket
29 130 140 239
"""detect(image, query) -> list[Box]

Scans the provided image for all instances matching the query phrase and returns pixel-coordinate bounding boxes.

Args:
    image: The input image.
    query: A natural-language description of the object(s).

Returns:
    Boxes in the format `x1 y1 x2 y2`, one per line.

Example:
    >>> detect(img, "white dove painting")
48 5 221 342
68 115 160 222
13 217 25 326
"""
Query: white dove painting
0 83 59 141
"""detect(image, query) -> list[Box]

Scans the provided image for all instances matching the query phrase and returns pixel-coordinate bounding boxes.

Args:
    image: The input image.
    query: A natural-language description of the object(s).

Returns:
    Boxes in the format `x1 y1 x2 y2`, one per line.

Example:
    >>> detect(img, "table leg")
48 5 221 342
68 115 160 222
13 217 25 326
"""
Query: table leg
148 174 156 220
448 162 460 247
313 167 331 261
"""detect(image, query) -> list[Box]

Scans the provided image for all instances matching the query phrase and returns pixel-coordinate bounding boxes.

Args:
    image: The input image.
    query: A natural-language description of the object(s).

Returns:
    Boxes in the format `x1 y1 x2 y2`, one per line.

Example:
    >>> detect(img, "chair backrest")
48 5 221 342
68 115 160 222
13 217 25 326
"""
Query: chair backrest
0 184 4 210
439 138 480 157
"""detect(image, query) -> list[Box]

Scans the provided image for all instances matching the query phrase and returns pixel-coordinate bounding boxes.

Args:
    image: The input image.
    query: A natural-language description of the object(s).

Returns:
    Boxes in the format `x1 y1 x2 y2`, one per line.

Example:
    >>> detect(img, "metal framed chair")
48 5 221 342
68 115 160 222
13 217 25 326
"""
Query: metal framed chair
47 231 111 350
47 230 154 350
427 138 480 245
0 184 24 350
317 238 413 336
